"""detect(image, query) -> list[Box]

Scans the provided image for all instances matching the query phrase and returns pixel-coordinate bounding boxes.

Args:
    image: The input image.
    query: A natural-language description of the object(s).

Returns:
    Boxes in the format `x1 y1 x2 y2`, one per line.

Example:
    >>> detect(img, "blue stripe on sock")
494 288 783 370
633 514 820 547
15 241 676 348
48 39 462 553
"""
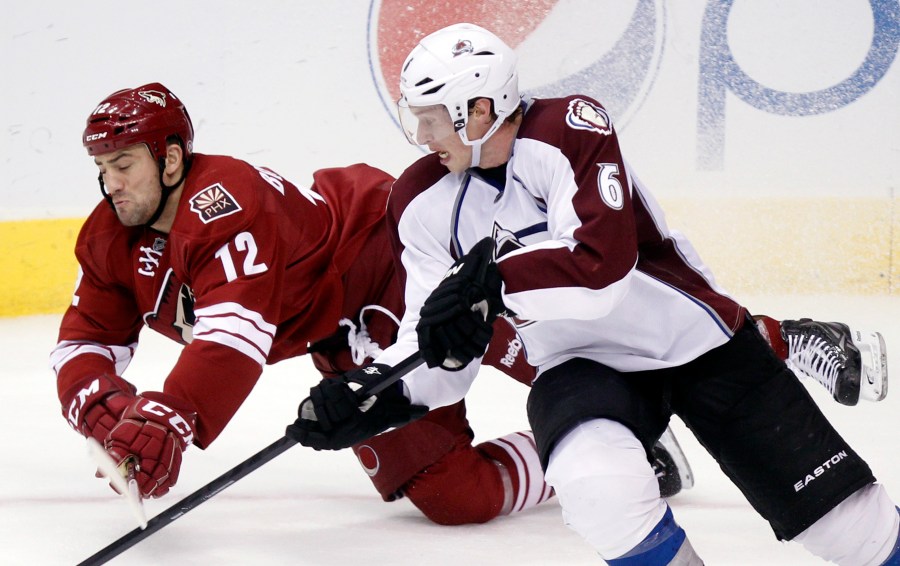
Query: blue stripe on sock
607 506 686 565
880 507 900 565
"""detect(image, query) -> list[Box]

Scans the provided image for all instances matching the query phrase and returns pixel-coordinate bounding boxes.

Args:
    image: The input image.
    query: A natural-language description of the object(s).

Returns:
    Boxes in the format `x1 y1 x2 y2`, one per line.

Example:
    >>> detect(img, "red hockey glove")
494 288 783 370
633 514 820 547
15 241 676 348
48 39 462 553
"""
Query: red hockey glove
61 374 137 444
104 392 197 498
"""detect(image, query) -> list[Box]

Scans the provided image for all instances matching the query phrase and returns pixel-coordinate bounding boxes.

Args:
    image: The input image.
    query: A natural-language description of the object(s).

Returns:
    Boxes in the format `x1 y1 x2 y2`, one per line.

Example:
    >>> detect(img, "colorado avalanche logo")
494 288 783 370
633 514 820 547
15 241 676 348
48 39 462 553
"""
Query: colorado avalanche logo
492 223 526 259
189 183 242 224
566 99 612 135
138 90 167 107
367 0 665 131
451 39 473 57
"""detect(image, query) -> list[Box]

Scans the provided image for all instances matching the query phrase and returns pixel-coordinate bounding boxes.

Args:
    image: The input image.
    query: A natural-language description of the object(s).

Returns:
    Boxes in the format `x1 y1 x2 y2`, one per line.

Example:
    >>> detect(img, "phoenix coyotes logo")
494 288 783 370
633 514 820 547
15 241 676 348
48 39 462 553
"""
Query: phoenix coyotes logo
144 268 195 344
138 90 167 107
566 99 612 136
189 183 242 223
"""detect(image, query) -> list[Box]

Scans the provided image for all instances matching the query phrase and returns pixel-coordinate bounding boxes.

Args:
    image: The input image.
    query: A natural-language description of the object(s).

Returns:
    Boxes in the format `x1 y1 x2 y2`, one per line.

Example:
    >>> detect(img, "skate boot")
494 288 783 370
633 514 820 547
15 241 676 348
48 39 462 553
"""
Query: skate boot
782 318 888 406
651 427 694 498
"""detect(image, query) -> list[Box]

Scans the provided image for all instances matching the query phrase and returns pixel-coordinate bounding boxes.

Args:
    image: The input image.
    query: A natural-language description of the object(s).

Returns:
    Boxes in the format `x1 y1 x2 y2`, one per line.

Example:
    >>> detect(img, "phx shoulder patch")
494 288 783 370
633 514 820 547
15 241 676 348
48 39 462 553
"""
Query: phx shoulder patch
565 98 612 136
189 183 242 224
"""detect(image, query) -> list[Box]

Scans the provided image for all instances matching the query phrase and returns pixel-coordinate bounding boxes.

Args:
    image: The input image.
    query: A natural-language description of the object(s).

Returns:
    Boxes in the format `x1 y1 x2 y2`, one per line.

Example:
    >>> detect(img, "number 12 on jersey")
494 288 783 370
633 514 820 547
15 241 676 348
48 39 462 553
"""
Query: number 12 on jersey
214 231 269 282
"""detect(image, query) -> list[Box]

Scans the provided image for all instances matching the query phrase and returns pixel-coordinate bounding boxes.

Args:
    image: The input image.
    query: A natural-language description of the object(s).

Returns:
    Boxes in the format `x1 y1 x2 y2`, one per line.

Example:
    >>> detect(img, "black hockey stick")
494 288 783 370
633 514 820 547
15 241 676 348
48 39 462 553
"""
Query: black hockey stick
76 435 295 566
77 352 423 565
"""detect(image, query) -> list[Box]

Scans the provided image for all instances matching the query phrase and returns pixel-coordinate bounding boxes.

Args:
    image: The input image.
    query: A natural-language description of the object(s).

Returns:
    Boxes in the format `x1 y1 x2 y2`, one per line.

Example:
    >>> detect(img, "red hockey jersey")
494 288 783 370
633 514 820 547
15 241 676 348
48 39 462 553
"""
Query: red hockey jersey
52 155 394 447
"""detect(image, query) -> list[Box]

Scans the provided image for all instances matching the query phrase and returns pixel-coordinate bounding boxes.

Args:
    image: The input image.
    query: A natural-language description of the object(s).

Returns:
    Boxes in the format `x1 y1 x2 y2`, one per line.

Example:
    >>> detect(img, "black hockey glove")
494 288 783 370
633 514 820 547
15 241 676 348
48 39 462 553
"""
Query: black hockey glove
286 364 428 451
416 237 509 371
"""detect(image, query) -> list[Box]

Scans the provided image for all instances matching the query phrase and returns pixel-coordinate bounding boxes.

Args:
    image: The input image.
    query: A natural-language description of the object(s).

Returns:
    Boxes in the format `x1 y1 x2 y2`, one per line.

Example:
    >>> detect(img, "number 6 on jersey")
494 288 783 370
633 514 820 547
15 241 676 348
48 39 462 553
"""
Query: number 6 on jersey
596 162 624 210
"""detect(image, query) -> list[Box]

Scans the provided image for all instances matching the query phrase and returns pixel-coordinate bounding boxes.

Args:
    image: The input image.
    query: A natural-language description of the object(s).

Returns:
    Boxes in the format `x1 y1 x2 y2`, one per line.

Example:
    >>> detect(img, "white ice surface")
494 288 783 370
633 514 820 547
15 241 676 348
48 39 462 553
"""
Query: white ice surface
1 295 898 565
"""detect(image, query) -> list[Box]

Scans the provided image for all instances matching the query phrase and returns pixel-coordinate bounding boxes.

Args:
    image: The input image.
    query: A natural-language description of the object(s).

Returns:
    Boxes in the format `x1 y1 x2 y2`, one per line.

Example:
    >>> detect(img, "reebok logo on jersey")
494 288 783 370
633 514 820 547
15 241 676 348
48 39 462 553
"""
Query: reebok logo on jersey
499 337 523 368
566 99 612 136
793 451 848 492
189 183 242 224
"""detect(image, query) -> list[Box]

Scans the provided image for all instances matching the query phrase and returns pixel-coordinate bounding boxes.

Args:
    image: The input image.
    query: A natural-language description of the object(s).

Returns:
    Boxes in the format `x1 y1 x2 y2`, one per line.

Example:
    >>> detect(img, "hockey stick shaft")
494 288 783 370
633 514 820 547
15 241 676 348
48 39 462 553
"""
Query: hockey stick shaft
357 351 424 397
77 435 295 566
77 352 422 565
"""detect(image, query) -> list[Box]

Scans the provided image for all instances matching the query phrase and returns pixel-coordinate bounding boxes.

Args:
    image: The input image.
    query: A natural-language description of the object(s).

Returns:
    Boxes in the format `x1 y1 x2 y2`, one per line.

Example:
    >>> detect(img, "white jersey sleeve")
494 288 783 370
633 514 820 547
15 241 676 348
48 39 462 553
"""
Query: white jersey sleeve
374 166 481 409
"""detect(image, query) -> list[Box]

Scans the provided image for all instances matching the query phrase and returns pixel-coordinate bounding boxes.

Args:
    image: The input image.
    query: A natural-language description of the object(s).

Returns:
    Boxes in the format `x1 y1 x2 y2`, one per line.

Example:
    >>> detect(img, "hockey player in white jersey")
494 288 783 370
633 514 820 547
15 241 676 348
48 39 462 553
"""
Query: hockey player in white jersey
290 23 898 565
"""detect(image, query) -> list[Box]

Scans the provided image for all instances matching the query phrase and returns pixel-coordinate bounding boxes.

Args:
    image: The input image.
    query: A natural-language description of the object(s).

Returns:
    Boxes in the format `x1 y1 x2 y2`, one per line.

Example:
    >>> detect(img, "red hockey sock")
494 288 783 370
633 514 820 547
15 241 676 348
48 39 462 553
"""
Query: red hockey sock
754 314 789 360
477 431 554 516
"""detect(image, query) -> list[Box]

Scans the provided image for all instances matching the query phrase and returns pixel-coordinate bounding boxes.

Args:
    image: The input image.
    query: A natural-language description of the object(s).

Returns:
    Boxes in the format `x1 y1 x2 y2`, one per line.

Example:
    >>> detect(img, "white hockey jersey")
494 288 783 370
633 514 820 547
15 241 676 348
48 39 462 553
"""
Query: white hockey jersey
376 95 748 410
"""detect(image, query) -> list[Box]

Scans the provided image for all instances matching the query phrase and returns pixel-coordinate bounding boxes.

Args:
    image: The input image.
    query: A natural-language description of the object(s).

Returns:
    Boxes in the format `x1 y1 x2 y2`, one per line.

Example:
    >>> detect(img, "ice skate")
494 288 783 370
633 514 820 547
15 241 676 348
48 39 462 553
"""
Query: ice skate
783 318 888 405
651 427 694 498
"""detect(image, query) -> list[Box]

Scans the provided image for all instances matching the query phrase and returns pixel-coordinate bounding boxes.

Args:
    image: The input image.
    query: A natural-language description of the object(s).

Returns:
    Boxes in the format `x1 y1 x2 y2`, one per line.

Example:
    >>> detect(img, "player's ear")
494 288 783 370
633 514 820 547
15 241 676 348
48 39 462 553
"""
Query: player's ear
163 142 184 176
471 98 493 123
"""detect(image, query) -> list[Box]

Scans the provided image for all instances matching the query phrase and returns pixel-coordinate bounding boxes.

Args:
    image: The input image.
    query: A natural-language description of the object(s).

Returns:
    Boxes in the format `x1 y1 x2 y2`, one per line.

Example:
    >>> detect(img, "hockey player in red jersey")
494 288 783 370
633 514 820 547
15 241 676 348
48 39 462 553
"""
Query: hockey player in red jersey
291 24 899 564
52 82 558 523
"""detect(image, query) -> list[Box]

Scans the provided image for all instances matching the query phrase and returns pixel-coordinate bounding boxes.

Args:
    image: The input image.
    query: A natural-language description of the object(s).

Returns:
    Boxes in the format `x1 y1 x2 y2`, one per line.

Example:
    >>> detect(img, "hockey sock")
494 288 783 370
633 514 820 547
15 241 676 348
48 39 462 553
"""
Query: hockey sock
477 431 554 516
606 506 701 566
881 507 900 565
754 315 788 360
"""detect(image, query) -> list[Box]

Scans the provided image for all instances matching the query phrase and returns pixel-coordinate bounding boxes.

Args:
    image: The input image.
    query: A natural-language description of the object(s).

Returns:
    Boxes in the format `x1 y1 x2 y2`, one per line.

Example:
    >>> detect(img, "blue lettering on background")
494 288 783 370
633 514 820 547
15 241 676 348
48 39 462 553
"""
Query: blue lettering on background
370 0 898 170
697 0 900 170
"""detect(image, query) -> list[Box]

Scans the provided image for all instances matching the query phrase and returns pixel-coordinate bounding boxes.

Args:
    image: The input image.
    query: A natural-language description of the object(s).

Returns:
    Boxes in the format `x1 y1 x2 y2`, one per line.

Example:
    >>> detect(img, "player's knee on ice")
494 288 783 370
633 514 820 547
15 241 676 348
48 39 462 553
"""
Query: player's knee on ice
402 444 510 525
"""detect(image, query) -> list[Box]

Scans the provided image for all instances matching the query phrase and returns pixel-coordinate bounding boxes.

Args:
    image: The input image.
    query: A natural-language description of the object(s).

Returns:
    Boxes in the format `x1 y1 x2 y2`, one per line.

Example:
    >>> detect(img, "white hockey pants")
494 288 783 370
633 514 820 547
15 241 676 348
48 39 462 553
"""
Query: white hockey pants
544 418 669 559
794 482 899 565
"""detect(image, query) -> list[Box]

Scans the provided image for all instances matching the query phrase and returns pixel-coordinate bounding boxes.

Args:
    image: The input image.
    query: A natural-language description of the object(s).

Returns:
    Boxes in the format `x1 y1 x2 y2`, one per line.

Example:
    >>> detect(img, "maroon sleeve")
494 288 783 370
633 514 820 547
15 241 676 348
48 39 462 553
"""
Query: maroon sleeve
499 97 637 297
54 206 143 402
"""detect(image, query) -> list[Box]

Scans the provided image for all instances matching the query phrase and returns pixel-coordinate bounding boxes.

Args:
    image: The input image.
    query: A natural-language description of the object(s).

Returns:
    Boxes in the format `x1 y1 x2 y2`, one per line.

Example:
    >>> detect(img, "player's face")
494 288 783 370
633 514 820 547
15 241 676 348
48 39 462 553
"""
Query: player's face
94 144 162 226
427 127 472 173
400 104 457 145
399 103 473 173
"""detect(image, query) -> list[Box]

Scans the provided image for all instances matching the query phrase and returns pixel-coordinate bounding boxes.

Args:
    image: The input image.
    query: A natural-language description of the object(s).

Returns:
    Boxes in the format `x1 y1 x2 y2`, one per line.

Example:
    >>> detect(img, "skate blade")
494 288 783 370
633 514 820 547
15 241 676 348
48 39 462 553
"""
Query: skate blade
658 427 694 490
852 330 888 402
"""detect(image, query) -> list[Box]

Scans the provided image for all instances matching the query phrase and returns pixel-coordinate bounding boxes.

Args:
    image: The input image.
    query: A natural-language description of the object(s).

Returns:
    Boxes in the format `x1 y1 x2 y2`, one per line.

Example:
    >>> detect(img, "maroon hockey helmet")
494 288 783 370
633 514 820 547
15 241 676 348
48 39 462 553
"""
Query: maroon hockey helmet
83 82 194 160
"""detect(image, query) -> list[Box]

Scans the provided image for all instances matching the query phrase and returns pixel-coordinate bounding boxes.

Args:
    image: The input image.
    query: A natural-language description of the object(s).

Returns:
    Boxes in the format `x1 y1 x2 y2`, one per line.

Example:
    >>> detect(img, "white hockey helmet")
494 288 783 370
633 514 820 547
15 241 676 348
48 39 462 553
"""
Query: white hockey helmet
397 23 520 151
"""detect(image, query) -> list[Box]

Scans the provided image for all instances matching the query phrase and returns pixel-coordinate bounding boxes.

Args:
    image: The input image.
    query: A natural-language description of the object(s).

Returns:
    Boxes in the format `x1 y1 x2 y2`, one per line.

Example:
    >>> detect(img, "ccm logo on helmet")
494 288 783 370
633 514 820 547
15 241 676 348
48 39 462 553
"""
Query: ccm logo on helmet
85 132 107 142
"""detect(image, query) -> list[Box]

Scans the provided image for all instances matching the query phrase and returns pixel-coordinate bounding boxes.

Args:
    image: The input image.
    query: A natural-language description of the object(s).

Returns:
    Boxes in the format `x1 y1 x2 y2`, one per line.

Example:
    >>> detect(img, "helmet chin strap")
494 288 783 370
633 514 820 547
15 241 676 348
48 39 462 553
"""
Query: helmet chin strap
463 114 506 169
470 142 484 169
144 157 191 228
96 156 192 229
